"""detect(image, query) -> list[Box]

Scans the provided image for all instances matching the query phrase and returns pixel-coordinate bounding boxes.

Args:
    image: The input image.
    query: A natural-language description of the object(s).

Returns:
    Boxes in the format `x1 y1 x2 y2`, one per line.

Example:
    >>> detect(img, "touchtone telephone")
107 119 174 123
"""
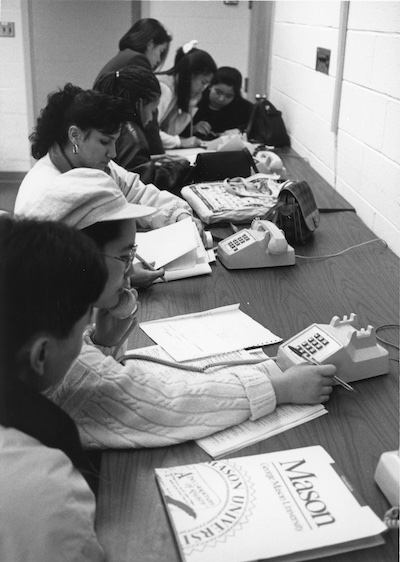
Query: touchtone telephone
277 313 389 383
217 219 295 269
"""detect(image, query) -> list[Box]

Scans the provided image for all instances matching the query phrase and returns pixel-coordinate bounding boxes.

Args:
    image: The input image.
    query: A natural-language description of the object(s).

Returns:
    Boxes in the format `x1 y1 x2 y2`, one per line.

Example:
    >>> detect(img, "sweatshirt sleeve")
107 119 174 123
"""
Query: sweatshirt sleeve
107 160 192 229
44 343 278 450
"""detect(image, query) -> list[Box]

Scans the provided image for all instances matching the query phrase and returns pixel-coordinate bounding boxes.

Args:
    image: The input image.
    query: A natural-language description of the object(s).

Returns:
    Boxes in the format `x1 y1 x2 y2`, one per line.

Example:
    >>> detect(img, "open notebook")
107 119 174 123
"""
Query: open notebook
135 218 212 282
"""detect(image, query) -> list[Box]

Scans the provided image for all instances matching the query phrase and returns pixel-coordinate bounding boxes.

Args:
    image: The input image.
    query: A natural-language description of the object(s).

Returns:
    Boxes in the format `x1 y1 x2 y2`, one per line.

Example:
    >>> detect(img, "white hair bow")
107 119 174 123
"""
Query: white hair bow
182 39 198 54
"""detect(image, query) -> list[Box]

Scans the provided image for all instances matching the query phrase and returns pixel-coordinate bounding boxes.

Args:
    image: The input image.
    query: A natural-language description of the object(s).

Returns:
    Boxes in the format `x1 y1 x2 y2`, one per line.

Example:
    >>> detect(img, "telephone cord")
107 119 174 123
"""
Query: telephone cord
119 353 273 371
295 238 386 260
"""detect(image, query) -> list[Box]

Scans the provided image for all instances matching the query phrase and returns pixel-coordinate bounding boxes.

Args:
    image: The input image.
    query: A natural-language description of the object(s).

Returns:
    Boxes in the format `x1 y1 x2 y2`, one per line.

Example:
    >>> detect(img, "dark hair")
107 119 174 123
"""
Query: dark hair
0 217 107 371
211 67 243 98
93 66 161 126
81 220 124 250
30 83 132 160
119 18 172 68
160 47 217 113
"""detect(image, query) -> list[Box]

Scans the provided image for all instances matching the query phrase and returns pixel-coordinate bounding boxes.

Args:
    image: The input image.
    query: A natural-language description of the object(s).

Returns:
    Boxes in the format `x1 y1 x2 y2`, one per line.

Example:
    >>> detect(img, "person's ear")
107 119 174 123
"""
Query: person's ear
146 39 154 52
68 125 81 145
29 336 50 376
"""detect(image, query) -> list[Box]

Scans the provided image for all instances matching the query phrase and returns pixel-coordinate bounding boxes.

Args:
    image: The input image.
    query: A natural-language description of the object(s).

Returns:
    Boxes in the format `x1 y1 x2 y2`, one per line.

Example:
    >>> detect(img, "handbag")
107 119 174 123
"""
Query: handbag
246 95 290 147
191 147 258 183
264 180 320 245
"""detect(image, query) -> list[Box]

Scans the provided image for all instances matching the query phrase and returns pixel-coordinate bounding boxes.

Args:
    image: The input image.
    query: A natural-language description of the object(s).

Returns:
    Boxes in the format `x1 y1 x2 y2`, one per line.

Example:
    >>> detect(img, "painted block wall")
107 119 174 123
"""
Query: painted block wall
143 0 250 90
0 0 31 172
269 1 400 256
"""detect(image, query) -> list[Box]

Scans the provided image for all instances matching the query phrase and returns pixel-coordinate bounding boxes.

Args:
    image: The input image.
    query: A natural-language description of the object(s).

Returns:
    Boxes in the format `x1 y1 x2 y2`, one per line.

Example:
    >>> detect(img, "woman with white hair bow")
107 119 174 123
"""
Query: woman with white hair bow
156 40 217 149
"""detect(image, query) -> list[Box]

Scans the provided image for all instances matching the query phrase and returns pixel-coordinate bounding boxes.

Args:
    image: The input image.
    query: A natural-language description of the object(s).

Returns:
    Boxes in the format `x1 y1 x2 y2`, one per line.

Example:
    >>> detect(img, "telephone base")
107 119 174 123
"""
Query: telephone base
218 245 295 269
374 451 400 507
276 314 389 383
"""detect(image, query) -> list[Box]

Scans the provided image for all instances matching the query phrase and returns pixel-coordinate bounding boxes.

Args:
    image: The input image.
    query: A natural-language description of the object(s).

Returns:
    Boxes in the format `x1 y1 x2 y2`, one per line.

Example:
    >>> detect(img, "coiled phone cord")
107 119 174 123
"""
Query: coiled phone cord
119 353 273 372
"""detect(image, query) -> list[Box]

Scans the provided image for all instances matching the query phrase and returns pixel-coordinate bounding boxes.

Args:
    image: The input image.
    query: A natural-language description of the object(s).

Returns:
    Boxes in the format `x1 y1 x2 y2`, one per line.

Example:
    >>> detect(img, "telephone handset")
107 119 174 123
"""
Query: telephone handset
277 313 389 383
107 288 138 319
217 219 295 269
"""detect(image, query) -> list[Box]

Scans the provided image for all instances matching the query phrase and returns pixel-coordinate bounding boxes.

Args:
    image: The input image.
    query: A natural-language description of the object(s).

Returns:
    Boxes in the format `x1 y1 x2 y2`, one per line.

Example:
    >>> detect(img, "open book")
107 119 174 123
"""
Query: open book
155 445 386 562
135 218 212 282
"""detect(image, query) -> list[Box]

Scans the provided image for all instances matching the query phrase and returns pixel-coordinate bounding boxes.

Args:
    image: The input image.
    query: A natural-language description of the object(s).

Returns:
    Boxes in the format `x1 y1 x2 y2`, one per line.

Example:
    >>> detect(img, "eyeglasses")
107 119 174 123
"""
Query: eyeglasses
101 245 137 275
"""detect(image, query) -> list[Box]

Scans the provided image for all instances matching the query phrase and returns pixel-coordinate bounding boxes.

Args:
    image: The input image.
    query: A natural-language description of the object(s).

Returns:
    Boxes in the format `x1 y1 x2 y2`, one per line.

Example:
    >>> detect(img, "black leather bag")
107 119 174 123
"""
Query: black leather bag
265 180 320 245
191 148 258 183
246 96 290 147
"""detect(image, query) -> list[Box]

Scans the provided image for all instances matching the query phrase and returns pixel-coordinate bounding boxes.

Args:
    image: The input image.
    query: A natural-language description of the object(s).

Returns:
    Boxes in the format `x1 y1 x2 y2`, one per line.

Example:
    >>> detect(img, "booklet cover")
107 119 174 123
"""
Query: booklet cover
155 446 386 562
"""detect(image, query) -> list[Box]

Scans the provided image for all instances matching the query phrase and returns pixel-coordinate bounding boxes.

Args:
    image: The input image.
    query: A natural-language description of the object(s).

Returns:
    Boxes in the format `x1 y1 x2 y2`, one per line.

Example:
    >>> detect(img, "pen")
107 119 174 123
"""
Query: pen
288 345 356 393
135 252 167 282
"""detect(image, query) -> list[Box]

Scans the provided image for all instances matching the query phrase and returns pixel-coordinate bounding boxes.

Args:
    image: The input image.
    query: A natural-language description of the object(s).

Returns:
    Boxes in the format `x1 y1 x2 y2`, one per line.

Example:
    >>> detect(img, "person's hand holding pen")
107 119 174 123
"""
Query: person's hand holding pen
288 346 356 393
130 256 165 288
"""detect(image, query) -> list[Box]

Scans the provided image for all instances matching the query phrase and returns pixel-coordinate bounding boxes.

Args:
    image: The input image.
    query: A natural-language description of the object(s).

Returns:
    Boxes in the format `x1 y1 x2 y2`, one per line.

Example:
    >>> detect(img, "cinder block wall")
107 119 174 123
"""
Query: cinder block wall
269 1 400 255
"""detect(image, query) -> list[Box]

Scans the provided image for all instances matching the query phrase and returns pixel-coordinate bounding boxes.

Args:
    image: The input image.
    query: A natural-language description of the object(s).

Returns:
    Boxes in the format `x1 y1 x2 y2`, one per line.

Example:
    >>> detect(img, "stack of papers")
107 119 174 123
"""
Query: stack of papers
135 218 212 282
139 304 282 362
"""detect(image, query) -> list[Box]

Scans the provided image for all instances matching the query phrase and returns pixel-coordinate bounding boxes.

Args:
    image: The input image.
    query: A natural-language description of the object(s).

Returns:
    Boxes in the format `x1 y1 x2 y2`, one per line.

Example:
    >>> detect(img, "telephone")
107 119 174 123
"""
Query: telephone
107 288 138 319
374 450 399 508
277 313 389 383
217 219 295 269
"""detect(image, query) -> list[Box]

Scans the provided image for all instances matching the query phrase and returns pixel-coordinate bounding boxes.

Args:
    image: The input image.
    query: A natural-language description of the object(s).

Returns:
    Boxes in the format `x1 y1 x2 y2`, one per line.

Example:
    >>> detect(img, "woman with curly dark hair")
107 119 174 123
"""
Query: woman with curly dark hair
94 66 191 193
15 83 198 285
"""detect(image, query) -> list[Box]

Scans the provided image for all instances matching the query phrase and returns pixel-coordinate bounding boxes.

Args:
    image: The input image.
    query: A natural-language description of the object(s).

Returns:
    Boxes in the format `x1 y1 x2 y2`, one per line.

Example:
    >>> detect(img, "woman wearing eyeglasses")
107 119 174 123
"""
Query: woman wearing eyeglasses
183 66 253 141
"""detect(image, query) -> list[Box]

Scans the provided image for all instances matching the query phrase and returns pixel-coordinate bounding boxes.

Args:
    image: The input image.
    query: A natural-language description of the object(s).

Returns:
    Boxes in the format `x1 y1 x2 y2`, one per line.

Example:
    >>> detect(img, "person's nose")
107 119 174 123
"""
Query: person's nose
126 261 135 278
107 141 117 159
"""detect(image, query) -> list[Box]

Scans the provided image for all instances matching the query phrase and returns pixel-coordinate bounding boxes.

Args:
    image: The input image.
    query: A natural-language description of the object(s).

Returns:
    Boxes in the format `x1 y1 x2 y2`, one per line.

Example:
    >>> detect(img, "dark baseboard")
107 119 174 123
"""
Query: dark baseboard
0 171 27 185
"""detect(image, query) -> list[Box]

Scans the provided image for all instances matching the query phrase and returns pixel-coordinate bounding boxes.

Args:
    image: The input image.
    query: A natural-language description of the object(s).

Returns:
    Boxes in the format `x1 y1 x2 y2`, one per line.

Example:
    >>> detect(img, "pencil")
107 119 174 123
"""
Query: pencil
288 345 356 393
135 252 167 282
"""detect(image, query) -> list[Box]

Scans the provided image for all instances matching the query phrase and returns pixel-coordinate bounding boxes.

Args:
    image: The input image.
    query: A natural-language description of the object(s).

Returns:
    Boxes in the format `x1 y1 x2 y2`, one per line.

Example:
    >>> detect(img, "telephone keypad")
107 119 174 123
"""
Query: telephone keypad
295 331 336 359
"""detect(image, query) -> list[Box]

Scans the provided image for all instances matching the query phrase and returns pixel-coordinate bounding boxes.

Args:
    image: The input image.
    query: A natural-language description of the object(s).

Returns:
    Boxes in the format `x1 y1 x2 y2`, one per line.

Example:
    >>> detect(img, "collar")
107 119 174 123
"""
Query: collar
0 378 97 487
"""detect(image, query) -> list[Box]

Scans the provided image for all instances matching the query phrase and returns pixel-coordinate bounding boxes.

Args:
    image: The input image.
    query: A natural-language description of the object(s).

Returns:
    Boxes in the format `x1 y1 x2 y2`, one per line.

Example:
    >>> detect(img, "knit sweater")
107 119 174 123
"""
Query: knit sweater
14 151 192 230
43 329 279 450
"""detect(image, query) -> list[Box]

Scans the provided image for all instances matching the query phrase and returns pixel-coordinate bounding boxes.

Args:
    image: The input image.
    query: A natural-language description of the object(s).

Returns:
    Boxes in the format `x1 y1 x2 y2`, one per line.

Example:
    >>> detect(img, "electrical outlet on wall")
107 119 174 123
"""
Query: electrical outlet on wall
316 47 330 74
0 22 15 37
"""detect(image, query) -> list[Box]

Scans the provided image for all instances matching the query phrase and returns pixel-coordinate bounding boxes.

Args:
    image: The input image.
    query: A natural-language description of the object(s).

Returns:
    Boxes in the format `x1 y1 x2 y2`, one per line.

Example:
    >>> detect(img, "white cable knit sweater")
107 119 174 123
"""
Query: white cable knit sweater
44 330 279 450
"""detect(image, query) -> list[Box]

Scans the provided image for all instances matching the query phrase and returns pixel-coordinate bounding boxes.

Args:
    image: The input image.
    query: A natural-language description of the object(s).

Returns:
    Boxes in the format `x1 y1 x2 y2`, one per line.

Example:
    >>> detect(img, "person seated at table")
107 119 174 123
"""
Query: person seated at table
0 216 107 560
94 18 172 156
182 66 254 141
95 17 171 81
156 40 217 149
14 83 200 285
93 66 191 194
17 167 337 451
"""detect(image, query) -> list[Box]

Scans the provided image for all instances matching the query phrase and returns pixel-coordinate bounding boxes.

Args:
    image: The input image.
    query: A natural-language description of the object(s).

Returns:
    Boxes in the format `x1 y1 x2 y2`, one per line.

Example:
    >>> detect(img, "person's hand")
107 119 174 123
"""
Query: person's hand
92 307 138 347
193 121 213 136
180 136 202 148
269 363 336 405
131 262 165 288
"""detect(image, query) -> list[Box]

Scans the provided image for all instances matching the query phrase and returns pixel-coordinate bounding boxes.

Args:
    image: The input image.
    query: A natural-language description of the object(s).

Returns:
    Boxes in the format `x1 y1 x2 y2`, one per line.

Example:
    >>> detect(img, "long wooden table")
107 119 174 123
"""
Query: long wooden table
96 150 399 561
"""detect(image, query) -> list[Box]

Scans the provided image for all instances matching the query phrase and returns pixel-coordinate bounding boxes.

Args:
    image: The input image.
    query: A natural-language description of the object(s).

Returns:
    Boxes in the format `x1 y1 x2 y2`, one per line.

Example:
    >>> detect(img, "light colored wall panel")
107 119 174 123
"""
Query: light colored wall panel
0 0 31 172
274 1 340 27
347 1 400 33
144 0 250 89
273 22 339 76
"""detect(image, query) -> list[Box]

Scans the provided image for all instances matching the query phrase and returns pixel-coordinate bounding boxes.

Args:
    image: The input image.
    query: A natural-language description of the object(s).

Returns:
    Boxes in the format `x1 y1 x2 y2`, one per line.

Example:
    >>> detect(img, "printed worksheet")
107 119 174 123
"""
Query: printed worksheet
139 304 282 362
